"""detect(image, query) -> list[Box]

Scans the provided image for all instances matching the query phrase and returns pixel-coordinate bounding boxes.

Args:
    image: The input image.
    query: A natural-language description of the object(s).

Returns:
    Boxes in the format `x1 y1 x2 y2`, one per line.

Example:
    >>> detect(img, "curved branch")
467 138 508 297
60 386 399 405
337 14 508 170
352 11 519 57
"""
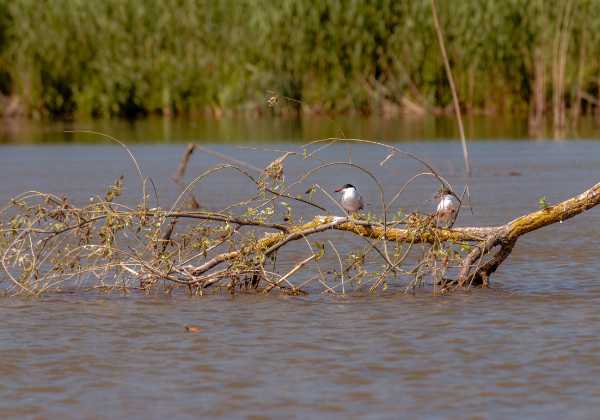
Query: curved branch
187 181 600 285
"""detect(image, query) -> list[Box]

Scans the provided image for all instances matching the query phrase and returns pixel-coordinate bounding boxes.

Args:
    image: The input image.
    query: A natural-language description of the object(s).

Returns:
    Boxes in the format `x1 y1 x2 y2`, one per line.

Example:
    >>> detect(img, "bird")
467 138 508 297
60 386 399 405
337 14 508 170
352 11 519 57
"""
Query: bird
435 187 460 227
335 184 364 214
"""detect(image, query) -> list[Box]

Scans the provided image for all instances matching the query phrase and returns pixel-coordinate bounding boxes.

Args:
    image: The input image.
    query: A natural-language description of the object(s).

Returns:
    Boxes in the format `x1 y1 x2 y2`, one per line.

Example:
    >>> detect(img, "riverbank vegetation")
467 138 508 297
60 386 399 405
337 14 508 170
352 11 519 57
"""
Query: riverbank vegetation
1 0 599 132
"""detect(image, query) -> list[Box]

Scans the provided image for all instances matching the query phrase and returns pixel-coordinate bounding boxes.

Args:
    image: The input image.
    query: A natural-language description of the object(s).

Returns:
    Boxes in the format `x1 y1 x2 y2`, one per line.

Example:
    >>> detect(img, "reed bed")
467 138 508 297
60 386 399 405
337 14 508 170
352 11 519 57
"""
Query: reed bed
1 0 600 128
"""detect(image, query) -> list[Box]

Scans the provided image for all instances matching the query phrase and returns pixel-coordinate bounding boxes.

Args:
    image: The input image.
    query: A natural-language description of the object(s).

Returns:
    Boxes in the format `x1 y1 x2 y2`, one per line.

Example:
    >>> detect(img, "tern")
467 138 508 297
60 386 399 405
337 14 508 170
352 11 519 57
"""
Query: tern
435 187 459 227
335 184 364 214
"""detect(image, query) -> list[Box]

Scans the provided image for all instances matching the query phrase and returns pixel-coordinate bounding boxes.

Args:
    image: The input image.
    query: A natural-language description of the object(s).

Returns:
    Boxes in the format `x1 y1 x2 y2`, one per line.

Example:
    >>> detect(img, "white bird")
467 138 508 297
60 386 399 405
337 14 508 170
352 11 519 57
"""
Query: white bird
435 188 460 227
335 184 364 214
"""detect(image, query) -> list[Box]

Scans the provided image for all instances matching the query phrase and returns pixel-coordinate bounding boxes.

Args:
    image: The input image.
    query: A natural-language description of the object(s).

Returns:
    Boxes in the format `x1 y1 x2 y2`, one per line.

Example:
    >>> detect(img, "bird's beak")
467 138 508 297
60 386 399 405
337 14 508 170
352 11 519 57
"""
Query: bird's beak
334 187 343 193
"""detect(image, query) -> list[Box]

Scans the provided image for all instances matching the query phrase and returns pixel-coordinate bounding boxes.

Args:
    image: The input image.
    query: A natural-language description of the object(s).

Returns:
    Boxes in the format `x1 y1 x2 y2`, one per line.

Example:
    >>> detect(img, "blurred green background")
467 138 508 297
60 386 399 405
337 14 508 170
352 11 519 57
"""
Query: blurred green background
0 0 596 130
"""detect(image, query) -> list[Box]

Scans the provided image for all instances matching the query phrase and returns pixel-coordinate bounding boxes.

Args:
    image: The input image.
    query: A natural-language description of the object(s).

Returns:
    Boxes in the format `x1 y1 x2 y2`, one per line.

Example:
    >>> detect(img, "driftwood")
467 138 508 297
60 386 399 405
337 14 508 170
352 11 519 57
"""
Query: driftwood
179 179 600 288
1 136 598 297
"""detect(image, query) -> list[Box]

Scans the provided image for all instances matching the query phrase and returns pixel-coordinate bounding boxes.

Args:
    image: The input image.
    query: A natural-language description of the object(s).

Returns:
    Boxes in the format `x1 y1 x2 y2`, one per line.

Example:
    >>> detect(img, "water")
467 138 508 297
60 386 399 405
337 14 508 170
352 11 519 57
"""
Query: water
1 120 600 418
2 114 600 144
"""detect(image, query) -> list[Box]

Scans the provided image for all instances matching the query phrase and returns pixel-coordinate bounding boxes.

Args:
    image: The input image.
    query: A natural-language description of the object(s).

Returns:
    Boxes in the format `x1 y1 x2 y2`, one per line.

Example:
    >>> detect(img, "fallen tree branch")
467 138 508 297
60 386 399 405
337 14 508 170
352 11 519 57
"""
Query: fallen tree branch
186 180 600 287
458 180 600 286
2 140 599 296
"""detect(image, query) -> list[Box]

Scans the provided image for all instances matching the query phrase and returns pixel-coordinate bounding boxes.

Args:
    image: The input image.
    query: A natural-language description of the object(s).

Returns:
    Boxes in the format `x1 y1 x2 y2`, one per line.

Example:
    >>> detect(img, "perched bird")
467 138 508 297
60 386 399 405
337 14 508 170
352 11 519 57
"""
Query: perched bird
435 187 460 227
335 184 364 214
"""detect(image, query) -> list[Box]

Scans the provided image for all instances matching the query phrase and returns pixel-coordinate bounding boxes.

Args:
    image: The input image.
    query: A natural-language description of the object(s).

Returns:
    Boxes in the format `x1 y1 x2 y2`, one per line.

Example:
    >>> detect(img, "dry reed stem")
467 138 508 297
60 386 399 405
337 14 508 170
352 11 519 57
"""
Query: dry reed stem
430 0 471 176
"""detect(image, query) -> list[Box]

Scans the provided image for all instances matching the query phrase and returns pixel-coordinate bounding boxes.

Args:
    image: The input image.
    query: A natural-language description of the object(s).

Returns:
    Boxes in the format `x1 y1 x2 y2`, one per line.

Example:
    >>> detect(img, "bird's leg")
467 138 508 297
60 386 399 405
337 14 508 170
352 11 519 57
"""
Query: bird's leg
433 211 443 228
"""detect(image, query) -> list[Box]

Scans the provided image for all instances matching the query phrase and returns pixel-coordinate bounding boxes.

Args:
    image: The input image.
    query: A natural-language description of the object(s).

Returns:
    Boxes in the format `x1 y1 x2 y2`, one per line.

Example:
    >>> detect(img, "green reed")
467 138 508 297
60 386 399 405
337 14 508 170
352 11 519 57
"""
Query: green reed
1 0 599 124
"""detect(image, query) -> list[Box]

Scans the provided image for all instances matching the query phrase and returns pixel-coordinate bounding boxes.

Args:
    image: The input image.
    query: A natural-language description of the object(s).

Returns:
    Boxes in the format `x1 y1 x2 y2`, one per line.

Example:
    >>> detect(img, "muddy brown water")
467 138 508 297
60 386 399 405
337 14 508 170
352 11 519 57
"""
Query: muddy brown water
1 124 600 418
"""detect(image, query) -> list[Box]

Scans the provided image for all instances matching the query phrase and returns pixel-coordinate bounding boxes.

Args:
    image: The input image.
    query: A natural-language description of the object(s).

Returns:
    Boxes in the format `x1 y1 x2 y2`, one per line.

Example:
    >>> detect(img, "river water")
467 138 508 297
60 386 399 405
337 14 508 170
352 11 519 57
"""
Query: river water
1 120 600 418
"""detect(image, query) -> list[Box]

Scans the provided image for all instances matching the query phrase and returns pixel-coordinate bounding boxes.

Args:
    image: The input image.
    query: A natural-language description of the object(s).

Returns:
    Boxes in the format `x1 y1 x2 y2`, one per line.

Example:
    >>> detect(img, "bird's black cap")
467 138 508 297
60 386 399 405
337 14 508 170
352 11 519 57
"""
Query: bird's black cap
435 186 452 196
335 183 356 192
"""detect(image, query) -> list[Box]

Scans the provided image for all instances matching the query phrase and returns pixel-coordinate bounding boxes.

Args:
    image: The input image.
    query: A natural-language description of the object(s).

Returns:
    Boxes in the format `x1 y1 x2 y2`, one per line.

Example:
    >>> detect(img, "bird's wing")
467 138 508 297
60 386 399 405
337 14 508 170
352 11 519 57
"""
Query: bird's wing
358 196 364 210
435 199 445 213
451 196 460 211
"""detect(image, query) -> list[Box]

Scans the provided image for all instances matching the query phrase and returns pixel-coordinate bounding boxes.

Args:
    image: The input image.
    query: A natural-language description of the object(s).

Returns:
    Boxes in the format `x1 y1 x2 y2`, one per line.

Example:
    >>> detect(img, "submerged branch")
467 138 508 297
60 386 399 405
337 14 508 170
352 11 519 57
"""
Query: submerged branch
186 180 600 286
1 139 599 297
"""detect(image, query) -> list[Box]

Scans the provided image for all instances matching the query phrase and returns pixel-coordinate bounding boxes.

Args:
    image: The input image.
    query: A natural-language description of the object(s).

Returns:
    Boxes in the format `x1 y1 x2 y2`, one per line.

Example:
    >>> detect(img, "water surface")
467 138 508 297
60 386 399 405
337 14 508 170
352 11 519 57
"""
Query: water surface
1 128 600 418
2 114 600 144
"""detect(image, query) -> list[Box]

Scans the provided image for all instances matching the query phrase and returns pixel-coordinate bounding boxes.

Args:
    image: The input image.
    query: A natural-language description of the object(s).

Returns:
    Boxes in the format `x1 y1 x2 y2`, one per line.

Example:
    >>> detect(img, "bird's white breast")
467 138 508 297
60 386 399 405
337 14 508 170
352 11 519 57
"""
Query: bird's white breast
437 194 459 213
341 188 362 211
342 188 357 201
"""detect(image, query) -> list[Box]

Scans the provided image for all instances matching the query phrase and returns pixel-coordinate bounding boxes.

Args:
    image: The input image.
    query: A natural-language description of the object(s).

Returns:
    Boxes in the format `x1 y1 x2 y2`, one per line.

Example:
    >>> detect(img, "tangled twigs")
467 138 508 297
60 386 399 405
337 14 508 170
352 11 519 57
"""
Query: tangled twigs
263 254 316 293
1 140 599 297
